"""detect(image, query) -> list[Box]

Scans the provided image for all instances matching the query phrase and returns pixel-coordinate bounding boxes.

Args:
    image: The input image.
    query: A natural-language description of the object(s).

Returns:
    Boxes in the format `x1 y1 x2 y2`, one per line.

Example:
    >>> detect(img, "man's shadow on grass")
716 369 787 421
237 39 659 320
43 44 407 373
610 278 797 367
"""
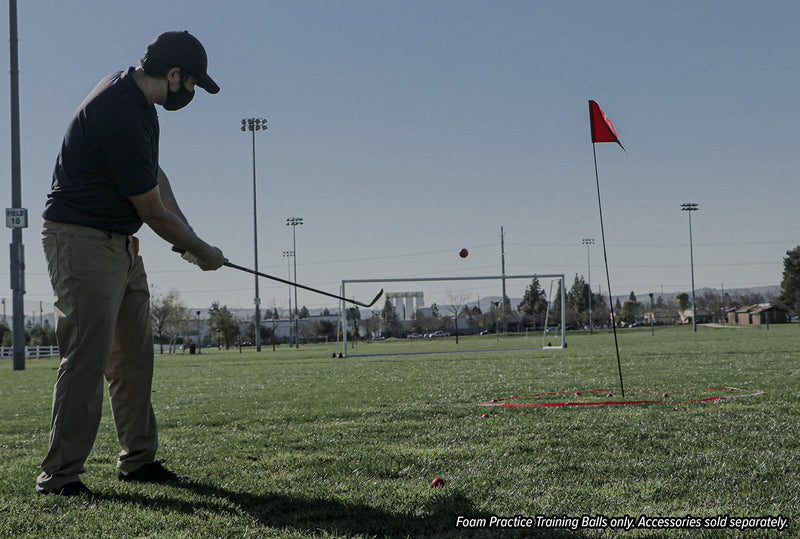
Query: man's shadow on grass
103 479 585 538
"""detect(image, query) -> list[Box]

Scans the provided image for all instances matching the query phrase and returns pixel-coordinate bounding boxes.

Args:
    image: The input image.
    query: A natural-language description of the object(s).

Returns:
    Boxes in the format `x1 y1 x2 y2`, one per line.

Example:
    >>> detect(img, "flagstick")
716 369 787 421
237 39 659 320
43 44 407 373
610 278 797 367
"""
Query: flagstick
592 142 626 397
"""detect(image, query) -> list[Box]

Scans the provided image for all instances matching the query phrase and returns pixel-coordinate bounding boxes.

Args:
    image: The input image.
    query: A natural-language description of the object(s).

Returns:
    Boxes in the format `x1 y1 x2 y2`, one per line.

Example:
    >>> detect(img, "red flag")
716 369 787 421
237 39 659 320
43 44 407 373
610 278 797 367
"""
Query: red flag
589 100 624 151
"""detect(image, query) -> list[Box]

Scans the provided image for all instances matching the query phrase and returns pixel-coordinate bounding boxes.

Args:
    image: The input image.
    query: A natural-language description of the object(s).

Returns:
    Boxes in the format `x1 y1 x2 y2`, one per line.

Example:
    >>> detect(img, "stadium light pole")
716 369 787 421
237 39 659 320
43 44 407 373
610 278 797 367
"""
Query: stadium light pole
582 238 595 334
287 217 303 348
241 118 267 351
500 226 508 333
282 250 294 347
681 203 699 332
196 310 202 354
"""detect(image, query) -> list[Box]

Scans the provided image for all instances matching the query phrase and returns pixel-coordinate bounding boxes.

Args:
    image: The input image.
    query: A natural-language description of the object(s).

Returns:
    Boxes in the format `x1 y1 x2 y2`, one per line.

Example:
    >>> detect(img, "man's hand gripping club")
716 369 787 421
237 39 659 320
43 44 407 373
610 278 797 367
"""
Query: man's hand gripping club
180 245 226 271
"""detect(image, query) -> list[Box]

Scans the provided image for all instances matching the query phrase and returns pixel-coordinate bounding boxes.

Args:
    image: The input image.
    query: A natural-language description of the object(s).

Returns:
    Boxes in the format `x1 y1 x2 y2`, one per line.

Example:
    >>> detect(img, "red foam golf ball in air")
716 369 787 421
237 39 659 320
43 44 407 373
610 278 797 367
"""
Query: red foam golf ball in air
459 248 468 258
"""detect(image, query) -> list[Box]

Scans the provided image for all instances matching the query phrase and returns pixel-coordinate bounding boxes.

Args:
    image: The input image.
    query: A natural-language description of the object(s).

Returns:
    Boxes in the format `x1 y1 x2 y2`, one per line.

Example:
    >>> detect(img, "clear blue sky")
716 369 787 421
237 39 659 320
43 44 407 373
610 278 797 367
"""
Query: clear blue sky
2 1 799 316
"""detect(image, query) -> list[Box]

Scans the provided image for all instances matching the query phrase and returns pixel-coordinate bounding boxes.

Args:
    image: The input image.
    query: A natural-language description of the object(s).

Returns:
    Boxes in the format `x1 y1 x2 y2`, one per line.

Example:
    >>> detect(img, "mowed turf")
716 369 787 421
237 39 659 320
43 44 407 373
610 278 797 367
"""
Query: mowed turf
0 324 797 538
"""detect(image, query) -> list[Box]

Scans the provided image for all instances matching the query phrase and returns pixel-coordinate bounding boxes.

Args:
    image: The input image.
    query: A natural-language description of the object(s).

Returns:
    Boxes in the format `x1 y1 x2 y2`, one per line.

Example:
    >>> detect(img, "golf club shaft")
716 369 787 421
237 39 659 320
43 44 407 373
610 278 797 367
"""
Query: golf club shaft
225 260 383 308
172 247 383 308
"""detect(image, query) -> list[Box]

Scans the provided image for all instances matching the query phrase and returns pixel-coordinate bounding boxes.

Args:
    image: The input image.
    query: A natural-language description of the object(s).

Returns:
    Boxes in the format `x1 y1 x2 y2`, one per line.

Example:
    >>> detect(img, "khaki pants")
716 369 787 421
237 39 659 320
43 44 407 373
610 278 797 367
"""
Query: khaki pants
37 220 157 491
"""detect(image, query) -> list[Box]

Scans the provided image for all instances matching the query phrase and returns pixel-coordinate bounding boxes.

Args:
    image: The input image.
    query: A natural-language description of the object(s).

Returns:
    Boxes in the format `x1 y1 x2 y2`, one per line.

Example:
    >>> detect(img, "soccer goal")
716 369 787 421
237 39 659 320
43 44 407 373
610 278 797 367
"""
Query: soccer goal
337 273 565 358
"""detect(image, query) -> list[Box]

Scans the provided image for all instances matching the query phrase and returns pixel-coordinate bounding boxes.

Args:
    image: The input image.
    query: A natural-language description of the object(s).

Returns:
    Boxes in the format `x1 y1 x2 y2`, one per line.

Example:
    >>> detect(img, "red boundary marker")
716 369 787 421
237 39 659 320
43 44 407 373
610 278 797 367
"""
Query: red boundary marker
480 387 765 407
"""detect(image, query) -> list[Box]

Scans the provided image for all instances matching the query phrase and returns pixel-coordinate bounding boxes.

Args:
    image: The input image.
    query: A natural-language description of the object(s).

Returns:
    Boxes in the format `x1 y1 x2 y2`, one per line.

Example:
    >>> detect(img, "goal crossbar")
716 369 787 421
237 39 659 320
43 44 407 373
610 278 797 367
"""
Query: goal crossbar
340 273 566 357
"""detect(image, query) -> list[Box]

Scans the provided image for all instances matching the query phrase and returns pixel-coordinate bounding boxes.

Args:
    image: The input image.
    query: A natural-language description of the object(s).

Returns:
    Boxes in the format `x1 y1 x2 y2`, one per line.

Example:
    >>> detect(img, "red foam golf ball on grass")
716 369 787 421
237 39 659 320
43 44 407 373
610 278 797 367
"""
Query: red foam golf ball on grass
431 477 445 487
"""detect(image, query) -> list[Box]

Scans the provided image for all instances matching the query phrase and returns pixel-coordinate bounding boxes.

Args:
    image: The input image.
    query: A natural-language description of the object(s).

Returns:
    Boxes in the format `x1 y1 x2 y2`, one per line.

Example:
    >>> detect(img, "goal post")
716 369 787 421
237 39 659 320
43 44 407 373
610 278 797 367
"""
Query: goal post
339 273 566 357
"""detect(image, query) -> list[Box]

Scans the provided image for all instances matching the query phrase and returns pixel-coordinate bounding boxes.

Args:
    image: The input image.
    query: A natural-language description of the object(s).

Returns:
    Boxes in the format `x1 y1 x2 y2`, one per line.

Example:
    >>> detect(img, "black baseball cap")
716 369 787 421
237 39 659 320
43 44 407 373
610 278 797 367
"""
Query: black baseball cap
141 31 220 94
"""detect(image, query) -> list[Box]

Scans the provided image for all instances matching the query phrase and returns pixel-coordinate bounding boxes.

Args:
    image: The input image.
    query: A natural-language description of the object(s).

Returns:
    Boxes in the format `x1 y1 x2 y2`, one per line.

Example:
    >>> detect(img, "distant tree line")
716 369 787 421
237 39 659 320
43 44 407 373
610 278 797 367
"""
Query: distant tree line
359 272 787 339
6 255 797 354
0 318 57 347
147 286 340 352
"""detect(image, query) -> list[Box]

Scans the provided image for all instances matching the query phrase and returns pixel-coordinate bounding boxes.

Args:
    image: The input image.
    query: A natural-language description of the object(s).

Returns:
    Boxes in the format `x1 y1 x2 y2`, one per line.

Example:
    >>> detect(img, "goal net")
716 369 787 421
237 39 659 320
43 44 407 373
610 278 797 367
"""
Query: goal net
337 273 565 357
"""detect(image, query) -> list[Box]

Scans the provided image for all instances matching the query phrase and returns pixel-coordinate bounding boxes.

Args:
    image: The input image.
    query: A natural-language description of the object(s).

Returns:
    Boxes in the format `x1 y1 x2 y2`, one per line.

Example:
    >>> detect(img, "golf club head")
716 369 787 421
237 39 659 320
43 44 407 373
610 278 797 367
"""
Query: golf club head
365 289 384 308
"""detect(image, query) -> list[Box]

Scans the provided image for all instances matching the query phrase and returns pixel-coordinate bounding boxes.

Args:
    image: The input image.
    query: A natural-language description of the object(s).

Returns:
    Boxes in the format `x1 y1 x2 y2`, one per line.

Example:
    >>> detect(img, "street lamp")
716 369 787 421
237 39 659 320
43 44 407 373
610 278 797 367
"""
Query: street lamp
282 250 295 347
681 203 699 332
582 238 595 333
286 217 303 348
241 118 268 351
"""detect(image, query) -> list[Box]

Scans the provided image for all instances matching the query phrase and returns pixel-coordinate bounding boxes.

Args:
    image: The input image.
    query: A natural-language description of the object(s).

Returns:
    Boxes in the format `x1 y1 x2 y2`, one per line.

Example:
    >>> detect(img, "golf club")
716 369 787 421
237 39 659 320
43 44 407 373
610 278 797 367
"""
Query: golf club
172 247 384 308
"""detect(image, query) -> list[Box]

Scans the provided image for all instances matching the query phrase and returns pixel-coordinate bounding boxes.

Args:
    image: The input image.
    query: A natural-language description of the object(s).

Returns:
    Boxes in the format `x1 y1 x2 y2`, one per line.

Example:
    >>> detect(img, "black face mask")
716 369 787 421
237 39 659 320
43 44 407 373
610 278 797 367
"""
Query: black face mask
163 73 195 111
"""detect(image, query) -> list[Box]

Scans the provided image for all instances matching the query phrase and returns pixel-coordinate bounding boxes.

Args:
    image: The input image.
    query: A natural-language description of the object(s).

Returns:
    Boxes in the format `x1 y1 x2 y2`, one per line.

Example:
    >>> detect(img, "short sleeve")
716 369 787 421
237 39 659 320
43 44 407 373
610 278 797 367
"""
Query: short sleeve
99 123 159 197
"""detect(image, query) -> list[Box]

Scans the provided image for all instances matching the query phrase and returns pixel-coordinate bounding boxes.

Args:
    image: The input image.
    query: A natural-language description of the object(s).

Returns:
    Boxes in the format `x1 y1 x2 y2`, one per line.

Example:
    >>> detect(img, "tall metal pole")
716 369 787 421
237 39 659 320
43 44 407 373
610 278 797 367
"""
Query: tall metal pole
592 142 624 397
8 0 26 370
690 211 697 332
681 203 699 332
241 118 267 351
500 226 508 333
282 250 294 346
582 238 595 333
251 126 259 351
196 310 202 353
287 217 303 348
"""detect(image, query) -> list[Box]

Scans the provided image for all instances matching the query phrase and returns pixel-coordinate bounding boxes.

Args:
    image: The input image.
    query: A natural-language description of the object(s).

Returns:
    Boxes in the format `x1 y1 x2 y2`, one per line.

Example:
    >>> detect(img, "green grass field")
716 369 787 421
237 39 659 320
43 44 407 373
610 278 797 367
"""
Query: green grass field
1 325 797 538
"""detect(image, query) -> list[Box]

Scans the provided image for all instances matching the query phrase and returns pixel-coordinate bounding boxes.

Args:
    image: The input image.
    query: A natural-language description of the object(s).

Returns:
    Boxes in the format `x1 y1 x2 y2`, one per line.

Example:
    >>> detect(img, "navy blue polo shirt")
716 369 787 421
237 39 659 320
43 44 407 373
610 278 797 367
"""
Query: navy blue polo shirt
43 67 159 234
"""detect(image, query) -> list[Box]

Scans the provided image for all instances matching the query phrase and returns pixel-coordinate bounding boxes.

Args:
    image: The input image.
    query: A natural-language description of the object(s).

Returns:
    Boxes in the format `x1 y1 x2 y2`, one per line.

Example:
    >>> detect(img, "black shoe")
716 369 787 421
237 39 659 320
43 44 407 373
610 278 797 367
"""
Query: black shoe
36 481 95 498
118 461 189 483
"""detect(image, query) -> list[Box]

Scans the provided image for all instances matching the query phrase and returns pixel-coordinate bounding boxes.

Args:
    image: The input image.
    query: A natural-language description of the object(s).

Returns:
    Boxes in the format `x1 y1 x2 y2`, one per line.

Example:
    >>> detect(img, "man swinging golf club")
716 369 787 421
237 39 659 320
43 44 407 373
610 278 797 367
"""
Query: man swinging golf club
36 31 225 497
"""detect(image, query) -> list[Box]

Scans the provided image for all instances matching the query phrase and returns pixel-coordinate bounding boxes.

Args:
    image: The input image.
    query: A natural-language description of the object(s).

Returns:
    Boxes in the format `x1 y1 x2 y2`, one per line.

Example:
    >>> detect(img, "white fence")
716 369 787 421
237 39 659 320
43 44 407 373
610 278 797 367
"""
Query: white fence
0 346 59 359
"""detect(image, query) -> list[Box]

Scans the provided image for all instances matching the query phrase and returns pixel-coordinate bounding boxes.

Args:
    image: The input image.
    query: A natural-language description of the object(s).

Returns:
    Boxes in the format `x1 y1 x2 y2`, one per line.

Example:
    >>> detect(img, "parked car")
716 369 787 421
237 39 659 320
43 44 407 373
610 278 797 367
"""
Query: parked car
429 331 450 338
406 333 424 339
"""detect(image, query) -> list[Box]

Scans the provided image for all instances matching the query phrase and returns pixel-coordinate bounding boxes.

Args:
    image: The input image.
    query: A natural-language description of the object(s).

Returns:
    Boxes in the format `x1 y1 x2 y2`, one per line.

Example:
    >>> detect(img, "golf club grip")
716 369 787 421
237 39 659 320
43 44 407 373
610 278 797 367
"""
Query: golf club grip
171 246 383 307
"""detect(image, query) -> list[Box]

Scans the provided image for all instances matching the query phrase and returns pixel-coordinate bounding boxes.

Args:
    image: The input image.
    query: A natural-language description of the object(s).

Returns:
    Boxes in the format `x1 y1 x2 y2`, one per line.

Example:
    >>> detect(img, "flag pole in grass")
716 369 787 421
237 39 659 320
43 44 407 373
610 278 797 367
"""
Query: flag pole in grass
589 100 626 397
